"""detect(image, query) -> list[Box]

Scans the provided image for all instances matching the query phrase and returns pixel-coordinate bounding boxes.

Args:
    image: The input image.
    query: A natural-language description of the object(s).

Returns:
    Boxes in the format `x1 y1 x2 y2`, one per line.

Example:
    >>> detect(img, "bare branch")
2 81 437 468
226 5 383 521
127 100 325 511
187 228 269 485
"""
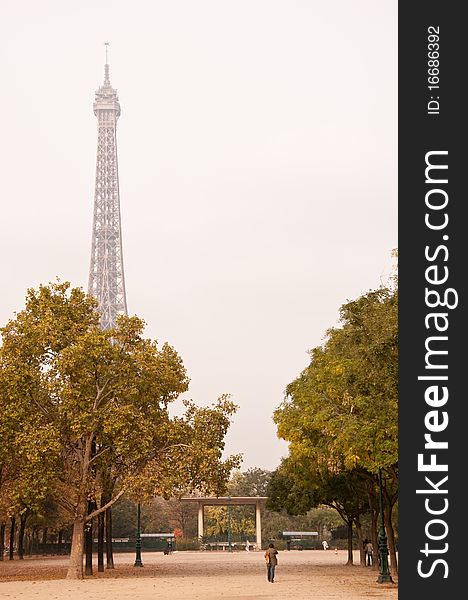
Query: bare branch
55 493 77 515
85 488 125 522
88 446 110 466
28 391 49 418
93 378 112 410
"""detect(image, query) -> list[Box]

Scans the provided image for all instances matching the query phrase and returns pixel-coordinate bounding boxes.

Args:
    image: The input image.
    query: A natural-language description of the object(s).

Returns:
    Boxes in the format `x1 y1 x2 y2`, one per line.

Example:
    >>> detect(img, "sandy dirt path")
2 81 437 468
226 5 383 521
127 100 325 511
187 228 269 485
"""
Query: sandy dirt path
0 550 398 600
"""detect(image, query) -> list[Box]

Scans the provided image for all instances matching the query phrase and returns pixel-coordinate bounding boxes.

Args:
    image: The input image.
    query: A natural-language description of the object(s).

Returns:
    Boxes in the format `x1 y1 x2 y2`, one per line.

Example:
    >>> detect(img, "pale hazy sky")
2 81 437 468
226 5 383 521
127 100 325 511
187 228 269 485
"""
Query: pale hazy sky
0 1 396 470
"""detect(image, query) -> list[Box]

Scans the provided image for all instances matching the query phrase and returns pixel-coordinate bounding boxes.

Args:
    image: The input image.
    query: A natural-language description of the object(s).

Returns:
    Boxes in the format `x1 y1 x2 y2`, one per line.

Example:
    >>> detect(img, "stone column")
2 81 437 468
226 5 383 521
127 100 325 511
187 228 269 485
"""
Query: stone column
255 502 262 550
198 503 204 540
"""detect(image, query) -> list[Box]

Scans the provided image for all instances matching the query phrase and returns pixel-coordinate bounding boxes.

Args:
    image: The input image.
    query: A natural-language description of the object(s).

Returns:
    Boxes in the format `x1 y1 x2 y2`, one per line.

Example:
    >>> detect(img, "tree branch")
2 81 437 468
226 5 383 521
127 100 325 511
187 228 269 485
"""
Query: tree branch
85 488 126 522
93 378 112 410
88 446 110 466
28 391 49 418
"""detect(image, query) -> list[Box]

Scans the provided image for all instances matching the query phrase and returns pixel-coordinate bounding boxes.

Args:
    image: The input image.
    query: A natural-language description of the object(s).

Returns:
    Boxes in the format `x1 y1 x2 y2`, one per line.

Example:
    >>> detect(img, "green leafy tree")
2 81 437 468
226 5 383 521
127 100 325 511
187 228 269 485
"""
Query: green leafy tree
228 468 271 497
272 284 398 571
277 286 397 473
267 458 369 564
204 506 255 539
0 282 239 578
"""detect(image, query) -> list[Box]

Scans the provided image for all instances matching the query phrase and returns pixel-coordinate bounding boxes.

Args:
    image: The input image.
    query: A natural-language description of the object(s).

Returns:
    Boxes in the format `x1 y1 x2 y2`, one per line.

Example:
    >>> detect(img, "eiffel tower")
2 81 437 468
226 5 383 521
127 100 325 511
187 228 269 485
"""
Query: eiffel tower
88 45 128 328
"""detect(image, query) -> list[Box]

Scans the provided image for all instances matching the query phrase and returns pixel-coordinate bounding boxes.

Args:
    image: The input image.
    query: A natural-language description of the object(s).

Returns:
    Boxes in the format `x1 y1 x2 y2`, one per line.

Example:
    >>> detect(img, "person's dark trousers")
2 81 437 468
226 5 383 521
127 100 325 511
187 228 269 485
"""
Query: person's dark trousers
267 564 276 582
366 553 373 566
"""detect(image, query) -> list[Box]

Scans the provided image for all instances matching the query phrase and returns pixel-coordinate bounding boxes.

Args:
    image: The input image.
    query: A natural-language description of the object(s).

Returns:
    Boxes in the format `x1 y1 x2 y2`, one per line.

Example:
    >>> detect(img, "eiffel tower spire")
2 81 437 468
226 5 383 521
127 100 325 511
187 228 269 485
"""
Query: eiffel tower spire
88 44 128 328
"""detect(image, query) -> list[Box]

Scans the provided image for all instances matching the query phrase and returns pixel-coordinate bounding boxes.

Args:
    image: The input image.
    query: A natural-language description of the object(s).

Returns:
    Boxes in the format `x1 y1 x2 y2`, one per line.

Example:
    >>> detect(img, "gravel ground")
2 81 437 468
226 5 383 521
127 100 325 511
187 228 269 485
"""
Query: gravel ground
0 549 398 600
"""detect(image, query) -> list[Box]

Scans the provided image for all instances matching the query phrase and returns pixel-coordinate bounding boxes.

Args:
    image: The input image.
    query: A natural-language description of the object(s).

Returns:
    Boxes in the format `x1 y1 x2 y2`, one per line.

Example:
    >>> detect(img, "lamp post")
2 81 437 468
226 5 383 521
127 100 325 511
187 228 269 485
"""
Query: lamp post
377 468 393 583
134 502 143 567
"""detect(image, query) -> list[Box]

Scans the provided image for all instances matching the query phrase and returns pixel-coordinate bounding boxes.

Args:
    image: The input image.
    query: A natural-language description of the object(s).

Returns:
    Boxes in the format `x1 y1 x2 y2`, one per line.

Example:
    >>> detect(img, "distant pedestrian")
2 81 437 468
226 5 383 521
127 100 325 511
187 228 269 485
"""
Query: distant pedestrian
265 543 278 583
364 540 373 566
245 539 250 552
322 540 329 550
286 539 291 551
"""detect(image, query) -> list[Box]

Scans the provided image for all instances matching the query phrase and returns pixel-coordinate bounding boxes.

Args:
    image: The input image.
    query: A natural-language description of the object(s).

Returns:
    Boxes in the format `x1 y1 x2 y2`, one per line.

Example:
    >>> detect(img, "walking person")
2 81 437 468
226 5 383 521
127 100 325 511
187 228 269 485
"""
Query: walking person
265 543 278 583
365 540 373 566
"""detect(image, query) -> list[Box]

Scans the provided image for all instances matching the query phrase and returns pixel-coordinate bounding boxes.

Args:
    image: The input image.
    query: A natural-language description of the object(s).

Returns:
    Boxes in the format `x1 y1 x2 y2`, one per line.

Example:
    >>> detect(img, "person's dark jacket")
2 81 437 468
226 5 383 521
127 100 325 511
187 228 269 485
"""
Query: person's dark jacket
265 547 278 566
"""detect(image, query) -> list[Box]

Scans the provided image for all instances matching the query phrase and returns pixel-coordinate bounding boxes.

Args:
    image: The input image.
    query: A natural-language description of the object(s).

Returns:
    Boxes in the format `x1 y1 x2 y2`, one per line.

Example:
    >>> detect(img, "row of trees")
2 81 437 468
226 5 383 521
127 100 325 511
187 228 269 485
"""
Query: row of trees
0 282 240 578
0 277 398 574
1 466 344 557
266 282 398 572
196 468 342 542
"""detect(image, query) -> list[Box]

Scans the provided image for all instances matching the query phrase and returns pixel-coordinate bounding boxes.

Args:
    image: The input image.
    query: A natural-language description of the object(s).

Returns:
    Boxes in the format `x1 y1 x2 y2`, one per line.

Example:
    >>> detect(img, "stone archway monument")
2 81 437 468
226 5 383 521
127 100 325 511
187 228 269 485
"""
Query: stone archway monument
182 497 268 550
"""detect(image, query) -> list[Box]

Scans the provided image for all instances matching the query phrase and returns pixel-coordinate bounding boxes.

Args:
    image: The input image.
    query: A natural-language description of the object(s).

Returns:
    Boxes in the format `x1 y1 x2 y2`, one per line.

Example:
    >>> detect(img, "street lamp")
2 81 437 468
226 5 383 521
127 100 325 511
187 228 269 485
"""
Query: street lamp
134 502 143 567
377 468 393 583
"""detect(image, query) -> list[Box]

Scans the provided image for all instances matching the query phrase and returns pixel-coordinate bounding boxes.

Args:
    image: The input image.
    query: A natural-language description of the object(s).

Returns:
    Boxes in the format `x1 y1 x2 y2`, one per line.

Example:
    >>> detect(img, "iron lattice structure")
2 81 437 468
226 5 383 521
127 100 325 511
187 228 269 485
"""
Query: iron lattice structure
88 60 128 328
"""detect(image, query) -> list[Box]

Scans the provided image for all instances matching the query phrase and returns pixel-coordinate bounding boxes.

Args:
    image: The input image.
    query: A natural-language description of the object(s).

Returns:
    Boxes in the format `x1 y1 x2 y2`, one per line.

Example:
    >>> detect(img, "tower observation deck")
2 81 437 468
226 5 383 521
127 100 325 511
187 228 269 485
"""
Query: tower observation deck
88 48 128 328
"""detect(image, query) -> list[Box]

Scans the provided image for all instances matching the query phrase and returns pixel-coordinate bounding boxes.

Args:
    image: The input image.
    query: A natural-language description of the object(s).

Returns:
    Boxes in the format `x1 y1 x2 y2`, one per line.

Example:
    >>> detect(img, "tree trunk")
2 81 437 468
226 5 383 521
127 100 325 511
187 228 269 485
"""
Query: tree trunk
42 527 48 545
9 516 16 560
0 523 5 560
84 520 93 576
384 506 398 575
18 511 29 559
67 517 85 579
58 530 63 555
353 516 365 566
365 476 380 571
370 508 379 570
98 510 105 572
346 520 353 565
105 506 114 569
101 473 116 569
31 527 39 555
382 481 398 575
85 499 97 576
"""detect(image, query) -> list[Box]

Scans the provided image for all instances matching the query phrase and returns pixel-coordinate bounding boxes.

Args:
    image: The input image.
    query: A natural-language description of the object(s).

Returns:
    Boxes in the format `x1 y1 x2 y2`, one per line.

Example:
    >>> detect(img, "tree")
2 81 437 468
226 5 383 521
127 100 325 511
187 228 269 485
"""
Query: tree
272 284 398 571
1 324 61 560
228 468 271 497
204 505 256 540
0 282 240 578
267 458 369 564
278 286 398 474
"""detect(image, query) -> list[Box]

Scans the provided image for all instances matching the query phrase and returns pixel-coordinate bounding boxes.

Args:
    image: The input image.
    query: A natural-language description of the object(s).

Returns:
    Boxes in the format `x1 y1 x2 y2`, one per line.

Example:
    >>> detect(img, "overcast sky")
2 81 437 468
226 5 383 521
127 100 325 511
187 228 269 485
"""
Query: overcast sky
0 1 396 471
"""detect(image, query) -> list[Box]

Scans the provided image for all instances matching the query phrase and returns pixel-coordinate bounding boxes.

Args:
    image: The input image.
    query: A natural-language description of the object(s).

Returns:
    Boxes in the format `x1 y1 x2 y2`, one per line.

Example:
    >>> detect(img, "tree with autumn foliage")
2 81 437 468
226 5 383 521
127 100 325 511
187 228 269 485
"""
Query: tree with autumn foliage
0 282 240 579
271 283 398 571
